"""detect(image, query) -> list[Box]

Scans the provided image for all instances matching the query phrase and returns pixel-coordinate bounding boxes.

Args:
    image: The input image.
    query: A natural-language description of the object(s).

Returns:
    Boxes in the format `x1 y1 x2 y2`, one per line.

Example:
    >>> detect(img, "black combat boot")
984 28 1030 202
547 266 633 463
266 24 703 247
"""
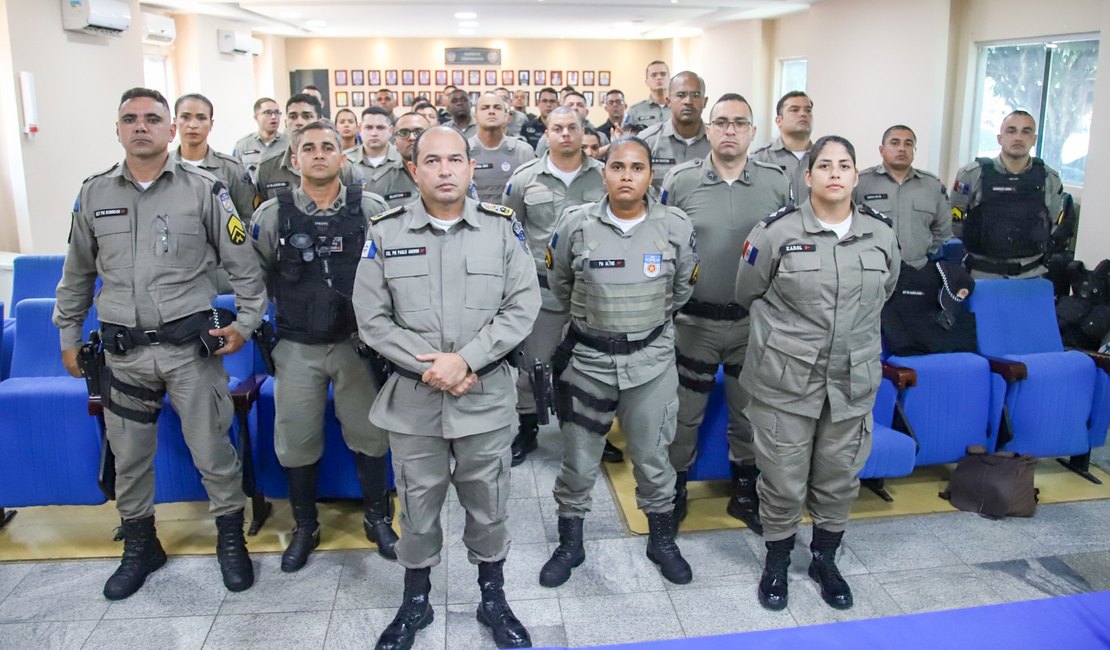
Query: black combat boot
645 510 692 584
809 528 853 609
601 439 624 463
511 414 539 466
726 462 764 534
355 452 400 560
673 471 689 527
476 560 532 648
539 516 585 587
758 535 795 610
281 463 320 573
376 567 434 650
103 515 168 600
215 510 254 592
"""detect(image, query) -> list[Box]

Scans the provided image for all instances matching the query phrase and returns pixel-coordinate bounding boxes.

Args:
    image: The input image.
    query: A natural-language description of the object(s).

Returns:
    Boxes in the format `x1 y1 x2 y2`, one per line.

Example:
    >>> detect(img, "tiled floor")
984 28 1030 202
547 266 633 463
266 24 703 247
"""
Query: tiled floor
1 434 1108 649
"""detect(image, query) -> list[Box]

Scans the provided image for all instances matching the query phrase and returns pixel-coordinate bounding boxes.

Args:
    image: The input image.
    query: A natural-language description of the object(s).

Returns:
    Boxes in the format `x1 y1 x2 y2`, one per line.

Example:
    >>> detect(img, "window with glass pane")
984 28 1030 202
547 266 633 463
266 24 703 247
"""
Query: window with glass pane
1043 40 1099 185
779 59 807 97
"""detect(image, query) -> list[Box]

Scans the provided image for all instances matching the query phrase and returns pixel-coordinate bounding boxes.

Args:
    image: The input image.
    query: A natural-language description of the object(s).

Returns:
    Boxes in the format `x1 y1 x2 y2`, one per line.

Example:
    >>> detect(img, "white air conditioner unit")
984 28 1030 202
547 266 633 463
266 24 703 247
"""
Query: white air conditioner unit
216 29 252 55
141 12 176 45
61 0 132 37
250 37 263 56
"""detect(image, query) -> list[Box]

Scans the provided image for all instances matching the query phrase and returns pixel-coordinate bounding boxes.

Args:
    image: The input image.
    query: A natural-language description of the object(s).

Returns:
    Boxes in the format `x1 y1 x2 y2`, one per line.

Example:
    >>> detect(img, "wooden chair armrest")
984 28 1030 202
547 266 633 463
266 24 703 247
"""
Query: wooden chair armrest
986 356 1027 382
881 361 917 389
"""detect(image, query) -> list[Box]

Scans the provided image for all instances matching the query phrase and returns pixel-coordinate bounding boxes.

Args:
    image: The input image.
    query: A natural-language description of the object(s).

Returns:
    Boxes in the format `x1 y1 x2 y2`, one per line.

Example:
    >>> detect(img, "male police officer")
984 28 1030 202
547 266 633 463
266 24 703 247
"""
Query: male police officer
626 61 671 128
752 91 814 202
349 106 396 176
173 94 255 224
950 110 1064 278
534 92 609 158
854 125 951 270
251 121 399 572
446 89 479 139
255 93 364 203
639 72 710 194
375 89 399 119
55 88 266 600
501 107 607 465
235 97 288 184
495 87 528 138
597 90 628 141
520 87 560 149
353 126 540 650
661 94 790 533
365 112 432 209
469 92 537 202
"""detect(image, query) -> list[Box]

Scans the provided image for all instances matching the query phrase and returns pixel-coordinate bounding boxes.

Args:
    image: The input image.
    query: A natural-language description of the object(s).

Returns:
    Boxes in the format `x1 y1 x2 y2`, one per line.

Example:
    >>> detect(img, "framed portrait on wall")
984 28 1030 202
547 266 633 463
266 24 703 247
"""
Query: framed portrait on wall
534 70 545 86
368 70 381 86
567 70 578 86
584 91 594 106
582 70 595 86
385 70 398 85
468 70 481 86
435 69 448 85
352 91 365 107
502 70 514 86
435 91 445 106
418 70 431 86
598 71 611 87
335 91 349 107
452 69 465 85
550 70 563 87
518 70 530 86
485 70 497 86
402 91 415 106
402 70 415 86
351 69 364 86
468 91 480 104
534 90 543 105
334 70 348 86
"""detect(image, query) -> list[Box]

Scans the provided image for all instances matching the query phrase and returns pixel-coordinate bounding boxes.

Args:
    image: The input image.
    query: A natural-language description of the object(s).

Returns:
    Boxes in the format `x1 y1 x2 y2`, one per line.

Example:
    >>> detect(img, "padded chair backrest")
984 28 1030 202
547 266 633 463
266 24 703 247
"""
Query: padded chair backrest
11 255 66 307
968 278 1063 357
10 298 97 378
213 294 255 381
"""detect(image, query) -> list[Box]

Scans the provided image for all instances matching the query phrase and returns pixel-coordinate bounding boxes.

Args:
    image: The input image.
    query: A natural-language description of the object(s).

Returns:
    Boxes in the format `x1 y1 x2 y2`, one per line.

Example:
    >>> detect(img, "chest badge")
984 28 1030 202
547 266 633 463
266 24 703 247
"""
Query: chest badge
501 160 512 172
643 253 663 278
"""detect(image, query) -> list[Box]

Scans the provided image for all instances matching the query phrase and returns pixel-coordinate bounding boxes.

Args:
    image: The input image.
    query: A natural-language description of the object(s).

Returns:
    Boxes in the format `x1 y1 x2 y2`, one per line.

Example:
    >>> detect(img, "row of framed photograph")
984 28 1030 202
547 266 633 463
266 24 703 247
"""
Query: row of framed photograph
334 89 609 109
334 69 612 88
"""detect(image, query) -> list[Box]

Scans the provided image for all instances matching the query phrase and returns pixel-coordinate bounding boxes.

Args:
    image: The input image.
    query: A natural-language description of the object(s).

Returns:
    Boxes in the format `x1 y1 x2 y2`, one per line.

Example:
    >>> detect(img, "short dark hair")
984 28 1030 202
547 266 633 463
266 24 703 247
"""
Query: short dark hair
376 88 394 97
252 97 277 113
538 87 559 100
286 92 322 115
881 124 916 143
807 135 856 172
411 125 470 163
494 86 510 94
334 107 358 122
302 84 321 93
547 106 582 128
563 91 587 104
361 106 392 120
119 87 169 113
645 60 668 76
711 92 753 120
605 89 625 102
776 91 812 117
413 100 435 112
607 135 653 167
291 120 342 149
583 126 600 140
174 93 213 117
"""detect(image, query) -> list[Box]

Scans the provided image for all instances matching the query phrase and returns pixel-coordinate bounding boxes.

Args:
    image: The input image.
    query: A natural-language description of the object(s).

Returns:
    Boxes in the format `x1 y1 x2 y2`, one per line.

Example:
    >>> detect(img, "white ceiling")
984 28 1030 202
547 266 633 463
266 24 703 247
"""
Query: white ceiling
142 0 813 39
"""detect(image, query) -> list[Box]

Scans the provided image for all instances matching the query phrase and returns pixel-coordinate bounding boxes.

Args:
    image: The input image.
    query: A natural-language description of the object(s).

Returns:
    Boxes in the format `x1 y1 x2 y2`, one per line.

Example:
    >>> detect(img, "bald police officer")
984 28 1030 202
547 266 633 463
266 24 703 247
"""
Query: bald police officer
251 121 399 573
950 110 1064 279
55 88 266 600
354 126 540 650
234 97 288 184
854 125 950 269
469 92 536 203
501 106 606 465
639 72 710 194
626 60 671 129
752 91 814 203
365 111 431 209
533 92 609 158
661 93 790 534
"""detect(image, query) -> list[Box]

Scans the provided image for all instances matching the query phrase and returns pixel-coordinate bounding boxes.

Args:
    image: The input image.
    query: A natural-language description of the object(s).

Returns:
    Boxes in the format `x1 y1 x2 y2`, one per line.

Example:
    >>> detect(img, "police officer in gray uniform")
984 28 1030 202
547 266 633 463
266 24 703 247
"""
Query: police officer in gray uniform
348 106 397 177
751 91 814 203
541 136 698 588
501 107 606 465
469 91 536 203
950 110 1064 279
853 125 951 269
353 126 540 650
625 60 672 129
735 136 899 612
234 97 288 184
446 89 479 139
251 122 399 573
495 87 528 138
639 71 710 194
661 93 790 533
533 92 609 158
173 94 255 224
365 112 432 209
55 88 266 600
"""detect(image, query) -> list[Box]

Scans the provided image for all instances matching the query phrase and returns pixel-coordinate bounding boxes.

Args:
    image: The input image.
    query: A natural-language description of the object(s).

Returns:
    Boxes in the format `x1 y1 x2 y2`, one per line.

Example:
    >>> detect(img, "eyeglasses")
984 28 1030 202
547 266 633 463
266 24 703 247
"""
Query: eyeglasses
395 128 425 139
710 118 752 132
673 91 704 100
258 109 282 117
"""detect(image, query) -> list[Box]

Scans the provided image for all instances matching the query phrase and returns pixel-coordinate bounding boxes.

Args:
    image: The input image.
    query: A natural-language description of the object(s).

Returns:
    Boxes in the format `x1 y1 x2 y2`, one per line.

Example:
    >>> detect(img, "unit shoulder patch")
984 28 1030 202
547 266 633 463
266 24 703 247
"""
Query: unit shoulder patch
858 203 893 227
370 205 407 223
478 202 515 218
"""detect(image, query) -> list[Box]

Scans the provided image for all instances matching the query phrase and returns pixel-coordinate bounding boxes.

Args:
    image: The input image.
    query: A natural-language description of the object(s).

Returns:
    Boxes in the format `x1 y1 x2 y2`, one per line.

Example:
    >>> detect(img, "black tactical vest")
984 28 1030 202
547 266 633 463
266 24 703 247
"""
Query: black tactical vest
273 186 365 344
963 157 1049 258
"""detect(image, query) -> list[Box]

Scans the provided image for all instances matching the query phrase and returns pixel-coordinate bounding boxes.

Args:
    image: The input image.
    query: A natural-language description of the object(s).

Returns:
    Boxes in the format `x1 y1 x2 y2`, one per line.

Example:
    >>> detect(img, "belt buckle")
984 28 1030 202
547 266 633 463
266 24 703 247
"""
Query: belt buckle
144 329 161 345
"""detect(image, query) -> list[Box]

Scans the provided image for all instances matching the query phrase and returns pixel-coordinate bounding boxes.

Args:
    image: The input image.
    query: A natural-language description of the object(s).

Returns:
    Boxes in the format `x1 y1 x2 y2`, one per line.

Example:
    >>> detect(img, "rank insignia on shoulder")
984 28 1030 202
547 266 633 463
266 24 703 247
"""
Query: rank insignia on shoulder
511 218 528 252
479 202 515 218
370 205 406 222
858 204 893 227
545 246 553 269
362 240 377 259
689 261 699 284
762 204 798 227
227 213 247 245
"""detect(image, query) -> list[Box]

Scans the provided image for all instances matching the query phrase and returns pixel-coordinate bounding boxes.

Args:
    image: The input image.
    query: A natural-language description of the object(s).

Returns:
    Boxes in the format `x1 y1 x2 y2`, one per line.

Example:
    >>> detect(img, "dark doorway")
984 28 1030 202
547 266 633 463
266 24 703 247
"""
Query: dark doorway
289 69 330 118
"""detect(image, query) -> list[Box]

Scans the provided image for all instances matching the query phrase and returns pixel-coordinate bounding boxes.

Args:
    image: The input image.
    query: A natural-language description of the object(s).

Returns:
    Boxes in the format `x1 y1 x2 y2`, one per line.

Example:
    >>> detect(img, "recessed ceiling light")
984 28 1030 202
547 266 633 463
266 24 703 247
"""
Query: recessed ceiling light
305 19 326 28
458 29 475 35
459 21 479 28
454 12 477 19
279 11 302 19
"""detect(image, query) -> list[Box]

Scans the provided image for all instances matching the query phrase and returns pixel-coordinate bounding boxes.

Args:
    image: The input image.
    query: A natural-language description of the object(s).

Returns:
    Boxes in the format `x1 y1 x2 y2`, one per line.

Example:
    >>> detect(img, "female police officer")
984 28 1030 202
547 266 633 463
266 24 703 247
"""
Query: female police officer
541 136 699 587
735 136 899 611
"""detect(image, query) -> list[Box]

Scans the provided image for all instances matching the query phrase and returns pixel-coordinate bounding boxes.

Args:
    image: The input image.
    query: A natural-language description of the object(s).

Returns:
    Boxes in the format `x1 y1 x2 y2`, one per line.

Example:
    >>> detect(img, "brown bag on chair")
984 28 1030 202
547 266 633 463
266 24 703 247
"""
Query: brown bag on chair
940 446 1039 518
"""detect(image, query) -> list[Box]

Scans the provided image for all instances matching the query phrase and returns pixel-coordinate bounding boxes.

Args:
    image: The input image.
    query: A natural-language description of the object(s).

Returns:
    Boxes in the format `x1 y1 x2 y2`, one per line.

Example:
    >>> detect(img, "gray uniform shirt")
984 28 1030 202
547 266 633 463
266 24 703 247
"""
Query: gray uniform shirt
501 154 605 310
533 122 608 158
546 197 698 389
352 198 541 439
751 136 811 204
639 120 711 194
853 165 951 269
507 110 528 138
364 154 420 209
234 131 288 183
173 146 256 225
734 202 900 422
347 143 400 177
255 148 365 203
54 155 267 349
467 134 537 203
662 155 791 305
625 99 670 129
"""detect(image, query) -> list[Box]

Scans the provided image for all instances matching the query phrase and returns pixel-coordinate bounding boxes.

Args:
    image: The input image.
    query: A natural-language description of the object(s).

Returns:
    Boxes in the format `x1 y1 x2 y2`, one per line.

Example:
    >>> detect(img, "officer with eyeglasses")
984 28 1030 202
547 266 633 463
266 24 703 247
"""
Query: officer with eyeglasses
637 72 711 194
660 93 791 534
234 97 289 184
365 112 431 209
597 90 628 141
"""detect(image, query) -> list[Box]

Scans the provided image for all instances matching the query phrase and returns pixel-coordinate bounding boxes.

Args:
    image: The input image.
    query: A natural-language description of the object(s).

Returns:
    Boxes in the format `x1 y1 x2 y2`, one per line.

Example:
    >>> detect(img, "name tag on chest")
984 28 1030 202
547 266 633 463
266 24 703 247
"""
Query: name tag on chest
589 259 625 268
651 157 676 165
863 193 887 201
780 243 816 255
474 163 494 170
384 247 426 258
385 192 412 201
93 208 128 218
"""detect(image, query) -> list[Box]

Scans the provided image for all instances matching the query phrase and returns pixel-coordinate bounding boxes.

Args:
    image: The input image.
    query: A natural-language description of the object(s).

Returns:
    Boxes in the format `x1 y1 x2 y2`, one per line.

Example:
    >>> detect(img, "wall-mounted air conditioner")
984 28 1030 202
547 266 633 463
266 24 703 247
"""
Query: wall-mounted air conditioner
216 29 252 55
142 12 176 45
61 0 132 37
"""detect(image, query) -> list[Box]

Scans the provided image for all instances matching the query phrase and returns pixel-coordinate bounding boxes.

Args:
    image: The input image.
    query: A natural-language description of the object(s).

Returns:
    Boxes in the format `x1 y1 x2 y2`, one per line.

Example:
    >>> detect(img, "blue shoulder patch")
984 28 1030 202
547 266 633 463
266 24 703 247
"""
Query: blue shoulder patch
362 240 377 259
549 232 559 250
72 194 80 213
660 189 669 205
251 222 261 240
505 183 512 197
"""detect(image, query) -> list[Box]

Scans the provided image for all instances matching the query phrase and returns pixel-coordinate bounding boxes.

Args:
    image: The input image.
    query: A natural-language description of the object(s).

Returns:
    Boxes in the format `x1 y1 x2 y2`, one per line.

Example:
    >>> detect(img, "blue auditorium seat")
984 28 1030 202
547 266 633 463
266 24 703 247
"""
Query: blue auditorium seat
685 368 730 482
1 255 68 380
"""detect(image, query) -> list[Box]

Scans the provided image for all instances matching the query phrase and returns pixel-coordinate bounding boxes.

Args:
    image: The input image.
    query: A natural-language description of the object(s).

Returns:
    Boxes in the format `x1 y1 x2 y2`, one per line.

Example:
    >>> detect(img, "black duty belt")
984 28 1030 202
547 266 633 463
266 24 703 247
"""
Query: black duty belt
392 357 508 383
568 324 665 355
681 298 748 321
965 254 1044 277
101 311 210 354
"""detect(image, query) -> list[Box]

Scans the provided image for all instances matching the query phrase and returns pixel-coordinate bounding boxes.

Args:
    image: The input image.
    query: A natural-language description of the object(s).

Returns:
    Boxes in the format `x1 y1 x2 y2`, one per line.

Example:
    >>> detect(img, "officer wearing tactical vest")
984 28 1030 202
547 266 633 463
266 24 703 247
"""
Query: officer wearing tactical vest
638 71 711 195
353 126 540 650
661 93 791 535
853 125 951 270
254 93 365 205
501 106 608 465
468 91 536 202
752 91 815 203
365 111 432 209
541 136 699 589
55 88 267 600
735 136 899 613
250 121 399 572
950 110 1064 279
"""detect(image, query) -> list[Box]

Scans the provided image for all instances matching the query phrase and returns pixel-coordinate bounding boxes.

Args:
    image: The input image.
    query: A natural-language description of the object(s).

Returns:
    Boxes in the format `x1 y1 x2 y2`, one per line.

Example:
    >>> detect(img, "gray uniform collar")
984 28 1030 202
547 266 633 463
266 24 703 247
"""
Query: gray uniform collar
405 197 483 231
291 183 352 216
537 153 600 181
702 153 752 186
661 119 706 144
111 154 178 186
873 164 922 181
590 196 664 237
769 136 811 155
172 145 221 170
799 201 872 240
